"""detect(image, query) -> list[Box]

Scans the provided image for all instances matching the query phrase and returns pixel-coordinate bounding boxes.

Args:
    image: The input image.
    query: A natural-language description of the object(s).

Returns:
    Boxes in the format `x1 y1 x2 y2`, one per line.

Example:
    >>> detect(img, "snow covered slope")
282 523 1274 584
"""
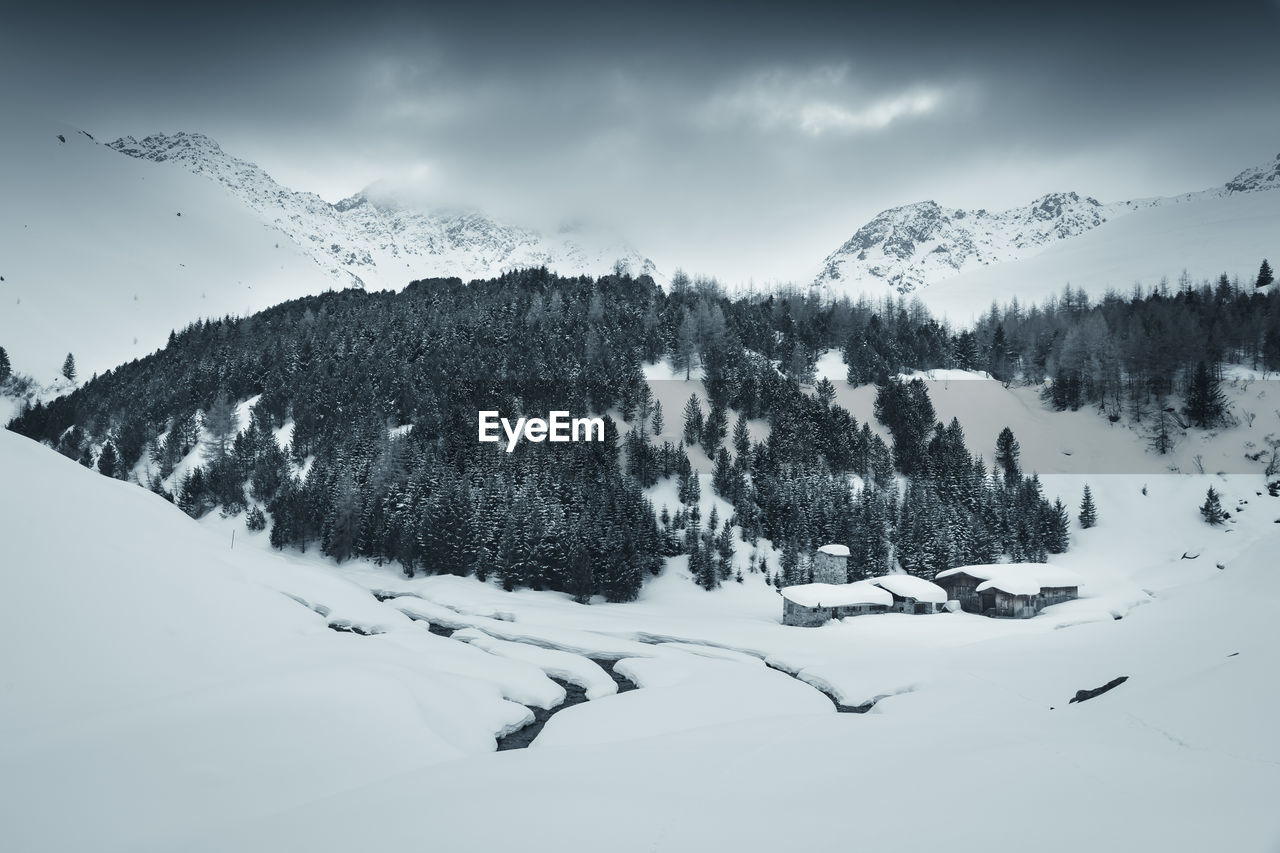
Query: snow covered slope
816 153 1280 315
0 122 653 380
0 122 330 380
0 427 547 850
108 132 656 293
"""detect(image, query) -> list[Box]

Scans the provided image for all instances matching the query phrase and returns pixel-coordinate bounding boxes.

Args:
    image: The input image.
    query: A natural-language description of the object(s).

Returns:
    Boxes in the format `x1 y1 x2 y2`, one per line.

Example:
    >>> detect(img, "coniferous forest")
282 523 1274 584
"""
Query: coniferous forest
8 266 1278 600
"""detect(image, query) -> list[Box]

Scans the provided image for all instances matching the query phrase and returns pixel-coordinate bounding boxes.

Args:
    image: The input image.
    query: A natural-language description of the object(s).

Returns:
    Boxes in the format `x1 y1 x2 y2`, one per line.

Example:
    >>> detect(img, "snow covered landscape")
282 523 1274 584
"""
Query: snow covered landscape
3 387 1279 850
3 3 1280 852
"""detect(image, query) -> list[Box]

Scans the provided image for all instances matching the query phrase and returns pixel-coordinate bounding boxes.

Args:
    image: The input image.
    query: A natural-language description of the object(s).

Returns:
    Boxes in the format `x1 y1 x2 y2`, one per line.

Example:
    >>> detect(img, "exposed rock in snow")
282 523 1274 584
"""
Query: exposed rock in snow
817 192 1108 293
1069 675 1129 704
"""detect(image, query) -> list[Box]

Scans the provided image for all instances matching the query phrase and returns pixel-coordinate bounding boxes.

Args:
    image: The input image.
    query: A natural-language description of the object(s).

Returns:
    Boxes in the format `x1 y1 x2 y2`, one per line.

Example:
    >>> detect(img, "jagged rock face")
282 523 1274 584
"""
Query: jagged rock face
818 192 1106 293
108 133 655 290
816 155 1280 294
1225 153 1280 194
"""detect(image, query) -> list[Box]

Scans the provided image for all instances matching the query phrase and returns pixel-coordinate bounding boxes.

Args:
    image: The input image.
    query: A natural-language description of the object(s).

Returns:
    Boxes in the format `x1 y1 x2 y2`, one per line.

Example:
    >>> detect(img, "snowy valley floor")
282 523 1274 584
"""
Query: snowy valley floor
2 426 1279 851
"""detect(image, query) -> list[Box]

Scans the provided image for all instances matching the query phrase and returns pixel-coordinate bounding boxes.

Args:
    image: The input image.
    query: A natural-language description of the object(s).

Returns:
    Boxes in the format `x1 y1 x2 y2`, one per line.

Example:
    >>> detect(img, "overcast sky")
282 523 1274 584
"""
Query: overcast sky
4 1 1279 284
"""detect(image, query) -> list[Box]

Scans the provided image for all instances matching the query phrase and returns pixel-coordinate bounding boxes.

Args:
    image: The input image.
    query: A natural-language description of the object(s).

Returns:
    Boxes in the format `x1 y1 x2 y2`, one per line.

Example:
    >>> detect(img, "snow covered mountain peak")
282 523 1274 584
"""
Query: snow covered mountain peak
109 131 283 196
816 153 1279 297
817 190 1109 294
106 130 656 291
110 130 224 160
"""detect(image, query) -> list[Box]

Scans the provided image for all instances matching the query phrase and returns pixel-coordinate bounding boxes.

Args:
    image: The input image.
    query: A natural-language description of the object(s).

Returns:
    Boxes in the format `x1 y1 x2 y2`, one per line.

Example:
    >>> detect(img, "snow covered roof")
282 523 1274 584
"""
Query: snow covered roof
868 574 948 604
935 564 1083 596
817 544 850 558
781 581 891 609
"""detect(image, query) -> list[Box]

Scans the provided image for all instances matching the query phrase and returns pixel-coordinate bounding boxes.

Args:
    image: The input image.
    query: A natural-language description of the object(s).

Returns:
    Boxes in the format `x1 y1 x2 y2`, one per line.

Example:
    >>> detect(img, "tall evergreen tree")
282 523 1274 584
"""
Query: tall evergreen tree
701 399 727 456
1183 361 1226 429
988 323 1009 381
780 544 802 587
732 414 751 463
994 427 1021 488
682 394 703 447
1045 498 1070 553
815 377 836 408
1078 485 1098 529
0 345 10 383
1257 258 1274 289
674 311 698 380
61 352 76 382
96 441 118 478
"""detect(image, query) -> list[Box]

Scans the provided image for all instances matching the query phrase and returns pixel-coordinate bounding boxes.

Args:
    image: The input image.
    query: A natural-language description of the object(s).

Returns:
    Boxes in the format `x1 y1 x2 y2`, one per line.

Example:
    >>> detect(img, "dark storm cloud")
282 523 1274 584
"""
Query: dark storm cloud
4 1 1278 282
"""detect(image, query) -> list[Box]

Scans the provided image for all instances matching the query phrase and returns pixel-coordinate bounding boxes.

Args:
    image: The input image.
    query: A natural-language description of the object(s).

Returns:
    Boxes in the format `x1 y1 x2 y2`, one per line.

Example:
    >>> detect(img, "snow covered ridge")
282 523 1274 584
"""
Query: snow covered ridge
106 132 657 290
815 152 1280 295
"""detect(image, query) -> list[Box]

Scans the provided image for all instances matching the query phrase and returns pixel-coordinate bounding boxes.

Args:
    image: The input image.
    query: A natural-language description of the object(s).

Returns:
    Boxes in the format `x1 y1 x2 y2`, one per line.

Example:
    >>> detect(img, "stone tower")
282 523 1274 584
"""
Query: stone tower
813 544 850 584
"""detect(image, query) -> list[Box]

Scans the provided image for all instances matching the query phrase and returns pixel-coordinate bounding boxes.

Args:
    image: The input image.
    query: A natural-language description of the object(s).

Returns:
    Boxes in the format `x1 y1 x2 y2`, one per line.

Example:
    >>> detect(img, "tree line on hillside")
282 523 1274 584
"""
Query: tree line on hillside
25 260 1279 597
971 266 1278 441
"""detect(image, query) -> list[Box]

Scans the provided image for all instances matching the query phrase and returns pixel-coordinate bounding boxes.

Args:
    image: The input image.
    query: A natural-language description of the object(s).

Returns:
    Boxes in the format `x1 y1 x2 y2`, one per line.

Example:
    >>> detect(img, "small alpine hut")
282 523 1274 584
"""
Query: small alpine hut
780 580 891 627
812 543 850 584
867 574 948 614
934 564 1082 619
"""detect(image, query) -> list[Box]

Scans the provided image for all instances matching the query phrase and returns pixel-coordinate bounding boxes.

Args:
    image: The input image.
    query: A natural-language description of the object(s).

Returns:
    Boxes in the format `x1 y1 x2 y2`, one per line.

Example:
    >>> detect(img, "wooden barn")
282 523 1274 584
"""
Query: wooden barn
934 564 1081 618
780 581 891 627
867 574 948 614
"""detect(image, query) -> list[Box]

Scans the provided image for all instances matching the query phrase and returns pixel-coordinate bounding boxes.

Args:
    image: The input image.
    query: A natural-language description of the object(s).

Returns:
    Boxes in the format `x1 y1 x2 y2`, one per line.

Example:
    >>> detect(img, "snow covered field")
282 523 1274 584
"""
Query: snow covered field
3 405 1279 850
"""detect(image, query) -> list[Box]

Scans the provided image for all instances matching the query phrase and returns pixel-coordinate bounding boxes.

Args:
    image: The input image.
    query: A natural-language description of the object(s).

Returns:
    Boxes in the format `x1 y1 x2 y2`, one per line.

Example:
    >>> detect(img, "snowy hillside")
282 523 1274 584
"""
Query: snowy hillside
3 408 1280 850
816 153 1280 313
0 122 653 380
0 122 330 380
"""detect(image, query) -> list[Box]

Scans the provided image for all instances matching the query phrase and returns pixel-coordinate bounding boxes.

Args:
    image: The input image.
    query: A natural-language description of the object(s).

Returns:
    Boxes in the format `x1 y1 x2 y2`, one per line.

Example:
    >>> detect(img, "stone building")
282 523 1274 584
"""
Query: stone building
780 581 891 627
812 543 850 584
934 564 1081 618
867 574 948 614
